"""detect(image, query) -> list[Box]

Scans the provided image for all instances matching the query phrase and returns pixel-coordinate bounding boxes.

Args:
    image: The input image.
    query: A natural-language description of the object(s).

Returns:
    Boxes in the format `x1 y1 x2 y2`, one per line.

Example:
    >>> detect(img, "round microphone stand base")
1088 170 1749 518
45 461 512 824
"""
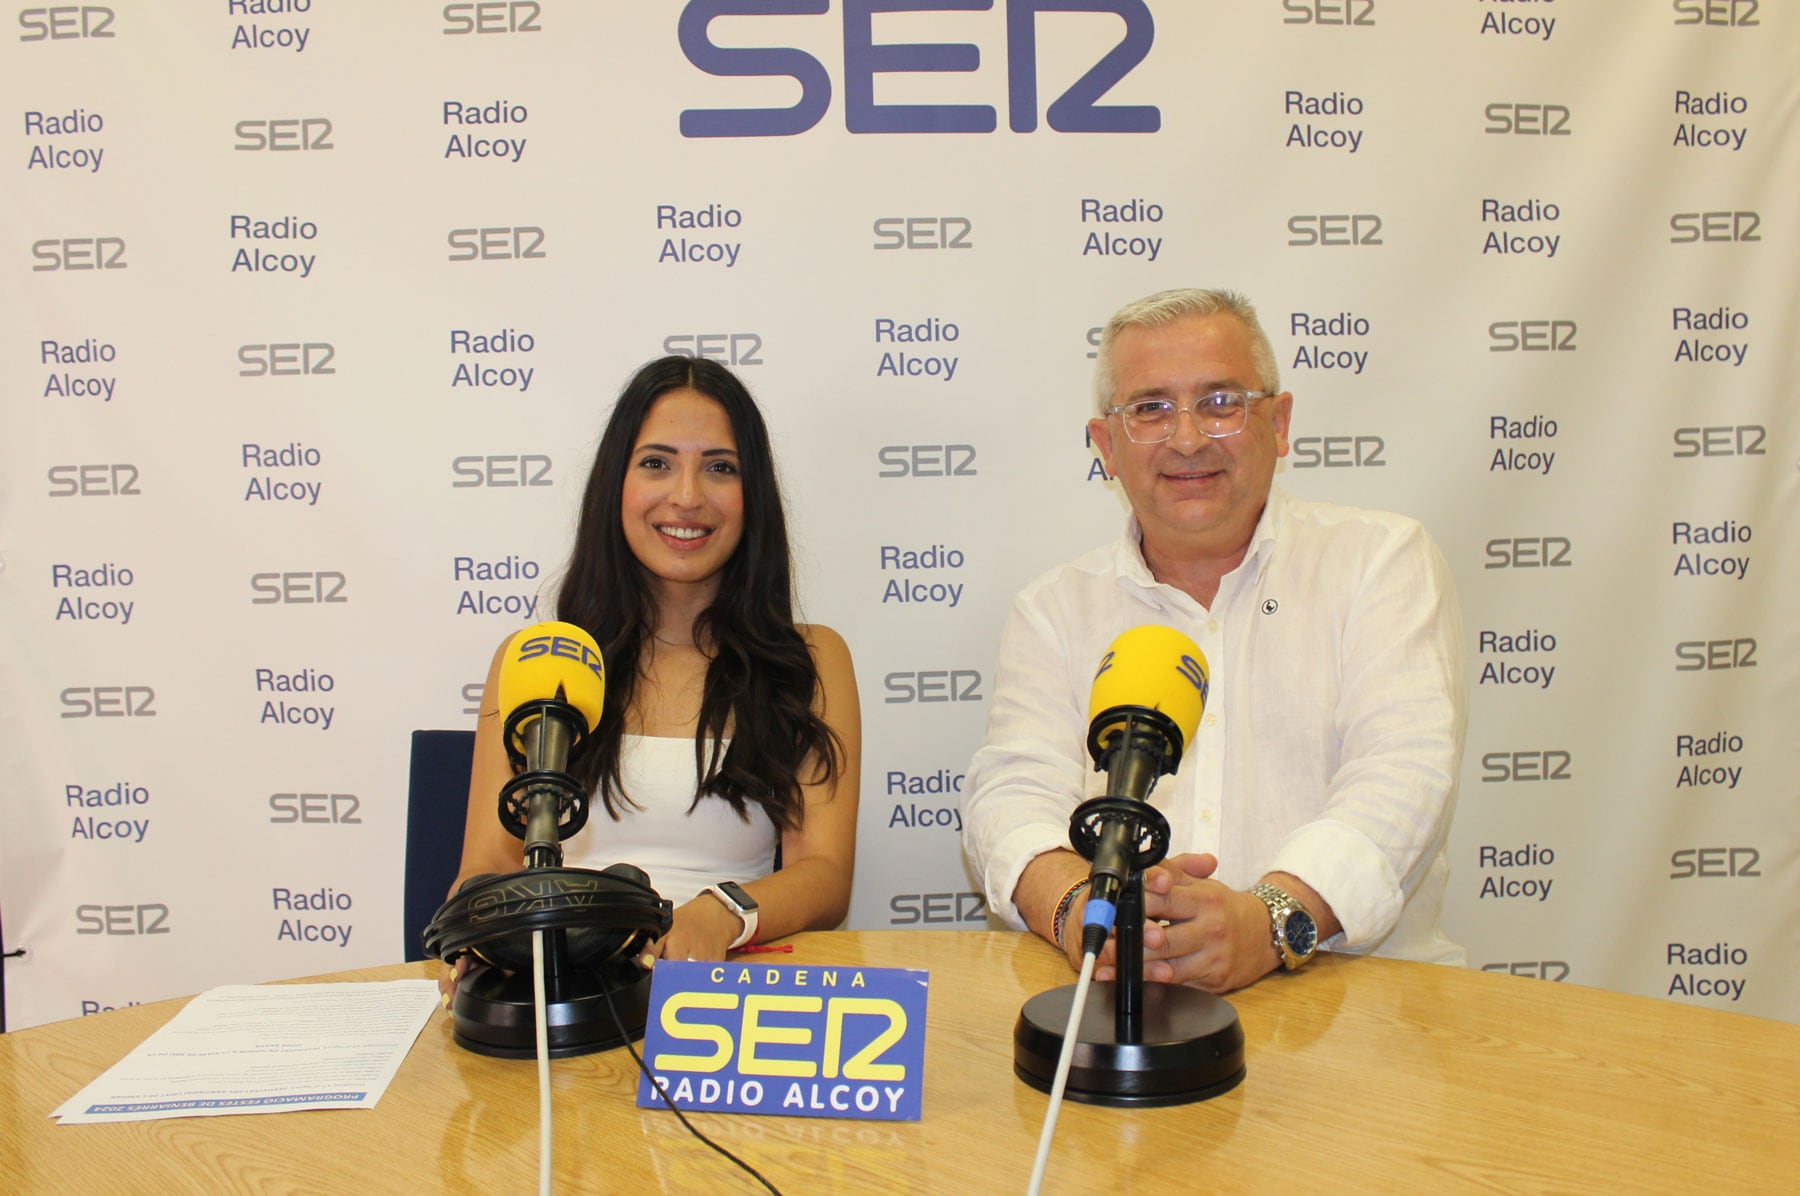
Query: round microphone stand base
450 959 655 1059
1014 981 1245 1107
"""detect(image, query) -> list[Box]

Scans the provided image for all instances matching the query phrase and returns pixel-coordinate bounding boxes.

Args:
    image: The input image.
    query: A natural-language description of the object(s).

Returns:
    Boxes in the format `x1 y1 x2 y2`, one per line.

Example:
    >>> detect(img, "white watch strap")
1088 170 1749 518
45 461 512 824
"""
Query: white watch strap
705 885 759 950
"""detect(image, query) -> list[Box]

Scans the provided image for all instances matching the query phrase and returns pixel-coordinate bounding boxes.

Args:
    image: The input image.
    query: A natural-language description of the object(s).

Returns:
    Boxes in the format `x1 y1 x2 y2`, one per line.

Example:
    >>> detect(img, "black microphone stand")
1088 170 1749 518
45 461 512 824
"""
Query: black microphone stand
446 698 665 1058
1014 715 1246 1106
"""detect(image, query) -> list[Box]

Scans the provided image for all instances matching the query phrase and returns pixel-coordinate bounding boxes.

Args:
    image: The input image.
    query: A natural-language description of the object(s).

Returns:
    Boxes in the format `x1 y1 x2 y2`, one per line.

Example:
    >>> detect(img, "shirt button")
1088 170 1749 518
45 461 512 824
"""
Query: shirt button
1208 619 1220 632
1200 810 1213 822
1204 714 1218 727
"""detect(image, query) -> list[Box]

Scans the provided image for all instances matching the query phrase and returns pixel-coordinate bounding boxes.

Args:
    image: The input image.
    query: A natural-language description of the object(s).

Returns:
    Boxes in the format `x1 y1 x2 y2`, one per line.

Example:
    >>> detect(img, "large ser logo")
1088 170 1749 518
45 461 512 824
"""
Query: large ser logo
676 0 1158 137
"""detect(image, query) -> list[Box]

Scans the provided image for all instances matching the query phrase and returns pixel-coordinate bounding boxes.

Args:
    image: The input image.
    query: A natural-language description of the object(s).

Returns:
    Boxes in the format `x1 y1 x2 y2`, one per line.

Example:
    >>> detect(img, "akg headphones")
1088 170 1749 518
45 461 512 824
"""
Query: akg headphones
423 861 672 973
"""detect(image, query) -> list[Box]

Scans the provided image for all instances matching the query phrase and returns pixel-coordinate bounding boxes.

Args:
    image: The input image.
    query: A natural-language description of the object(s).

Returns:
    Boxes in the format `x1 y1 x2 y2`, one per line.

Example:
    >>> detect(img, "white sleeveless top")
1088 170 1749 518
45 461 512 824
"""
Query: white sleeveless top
560 735 778 907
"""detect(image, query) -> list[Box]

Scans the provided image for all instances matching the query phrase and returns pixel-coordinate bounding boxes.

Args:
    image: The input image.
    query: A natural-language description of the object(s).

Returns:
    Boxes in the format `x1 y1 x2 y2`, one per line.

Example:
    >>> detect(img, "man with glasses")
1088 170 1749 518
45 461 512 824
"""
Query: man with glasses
963 288 1466 993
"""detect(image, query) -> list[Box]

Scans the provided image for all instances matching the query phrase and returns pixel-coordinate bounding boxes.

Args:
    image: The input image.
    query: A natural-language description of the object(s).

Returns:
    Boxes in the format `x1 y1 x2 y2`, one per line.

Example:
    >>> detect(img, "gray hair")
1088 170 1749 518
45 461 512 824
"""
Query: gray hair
1092 288 1281 414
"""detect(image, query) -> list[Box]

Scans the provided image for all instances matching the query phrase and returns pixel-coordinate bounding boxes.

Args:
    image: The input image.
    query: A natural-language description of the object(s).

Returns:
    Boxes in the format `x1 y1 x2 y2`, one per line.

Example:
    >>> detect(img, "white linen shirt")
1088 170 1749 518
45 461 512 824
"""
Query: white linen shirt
963 486 1467 963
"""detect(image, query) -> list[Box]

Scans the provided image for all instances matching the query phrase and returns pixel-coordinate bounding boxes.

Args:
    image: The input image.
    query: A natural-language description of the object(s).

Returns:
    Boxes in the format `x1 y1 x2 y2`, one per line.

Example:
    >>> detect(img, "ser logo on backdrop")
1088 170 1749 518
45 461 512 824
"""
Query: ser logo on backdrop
877 445 977 478
1483 103 1571 136
676 0 1158 136
889 891 986 925
1488 321 1576 352
60 686 155 718
451 454 552 487
1286 214 1381 247
664 332 763 365
1290 436 1385 469
1673 638 1756 671
1480 750 1572 784
239 342 335 376
1668 211 1759 243
1672 425 1764 457
1669 847 1759 878
17 6 115 40
250 571 348 604
873 216 972 251
234 118 333 151
442 1 541 34
1672 0 1759 26
448 226 545 261
1483 537 1572 570
883 670 982 704
30 236 125 271
76 903 169 935
270 793 362 825
48 463 137 496
1282 0 1374 25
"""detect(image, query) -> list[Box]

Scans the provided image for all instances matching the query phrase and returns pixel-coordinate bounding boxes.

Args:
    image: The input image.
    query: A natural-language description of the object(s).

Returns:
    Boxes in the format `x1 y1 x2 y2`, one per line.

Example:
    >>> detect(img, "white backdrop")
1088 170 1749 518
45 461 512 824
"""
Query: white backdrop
3 2 1795 1031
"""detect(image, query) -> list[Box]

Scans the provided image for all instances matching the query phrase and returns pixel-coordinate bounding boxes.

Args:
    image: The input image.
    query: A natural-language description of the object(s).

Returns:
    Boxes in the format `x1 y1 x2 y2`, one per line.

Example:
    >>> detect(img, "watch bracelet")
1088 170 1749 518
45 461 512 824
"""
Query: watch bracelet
1250 881 1309 968
1051 877 1091 952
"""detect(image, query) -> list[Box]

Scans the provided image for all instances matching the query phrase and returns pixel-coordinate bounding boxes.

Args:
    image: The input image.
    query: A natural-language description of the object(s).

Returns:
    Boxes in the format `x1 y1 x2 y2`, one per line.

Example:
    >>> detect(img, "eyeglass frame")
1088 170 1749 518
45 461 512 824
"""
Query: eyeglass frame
1102 389 1275 444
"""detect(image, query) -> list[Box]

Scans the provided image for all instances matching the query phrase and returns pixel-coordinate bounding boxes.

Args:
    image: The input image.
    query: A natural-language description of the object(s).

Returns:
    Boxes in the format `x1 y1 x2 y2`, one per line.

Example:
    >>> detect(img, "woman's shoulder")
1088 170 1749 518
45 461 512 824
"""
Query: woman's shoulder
796 624 856 677
796 622 849 656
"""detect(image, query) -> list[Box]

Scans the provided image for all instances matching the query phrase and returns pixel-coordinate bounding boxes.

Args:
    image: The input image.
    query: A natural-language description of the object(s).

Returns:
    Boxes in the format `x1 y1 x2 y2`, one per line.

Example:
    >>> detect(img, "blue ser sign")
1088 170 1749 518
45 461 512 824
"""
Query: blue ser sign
636 961 928 1121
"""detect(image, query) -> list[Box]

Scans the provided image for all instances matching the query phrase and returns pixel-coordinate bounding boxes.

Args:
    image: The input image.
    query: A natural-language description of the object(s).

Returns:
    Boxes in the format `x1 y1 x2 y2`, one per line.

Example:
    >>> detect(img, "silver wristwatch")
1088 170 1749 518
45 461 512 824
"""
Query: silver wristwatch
1250 882 1319 970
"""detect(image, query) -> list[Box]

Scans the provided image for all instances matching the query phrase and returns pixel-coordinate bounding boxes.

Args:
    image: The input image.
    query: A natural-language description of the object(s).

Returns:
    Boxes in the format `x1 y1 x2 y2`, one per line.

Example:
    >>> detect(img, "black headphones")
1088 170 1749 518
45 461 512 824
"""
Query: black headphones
424 861 672 972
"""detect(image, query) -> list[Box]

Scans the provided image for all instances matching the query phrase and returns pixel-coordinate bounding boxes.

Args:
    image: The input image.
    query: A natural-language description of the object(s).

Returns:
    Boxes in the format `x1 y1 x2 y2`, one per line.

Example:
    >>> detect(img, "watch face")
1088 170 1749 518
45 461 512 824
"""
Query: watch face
717 881 758 912
1286 910 1318 957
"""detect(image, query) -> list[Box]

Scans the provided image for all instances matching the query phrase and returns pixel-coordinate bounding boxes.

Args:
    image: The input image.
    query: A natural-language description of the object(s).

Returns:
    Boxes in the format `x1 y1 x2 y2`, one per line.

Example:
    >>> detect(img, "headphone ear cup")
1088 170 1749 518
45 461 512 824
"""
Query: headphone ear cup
560 864 663 966
423 874 497 964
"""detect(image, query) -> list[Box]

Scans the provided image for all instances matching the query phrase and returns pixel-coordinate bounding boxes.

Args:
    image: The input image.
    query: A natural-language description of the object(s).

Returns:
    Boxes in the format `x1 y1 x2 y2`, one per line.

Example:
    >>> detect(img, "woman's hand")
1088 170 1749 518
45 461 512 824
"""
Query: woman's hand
437 955 470 1004
653 895 744 962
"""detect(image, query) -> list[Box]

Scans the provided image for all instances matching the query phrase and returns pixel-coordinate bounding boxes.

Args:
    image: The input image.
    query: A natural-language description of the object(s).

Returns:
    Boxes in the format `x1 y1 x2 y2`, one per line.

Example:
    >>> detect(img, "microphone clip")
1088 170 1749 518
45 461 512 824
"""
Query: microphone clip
1085 703 1186 778
1069 797 1170 878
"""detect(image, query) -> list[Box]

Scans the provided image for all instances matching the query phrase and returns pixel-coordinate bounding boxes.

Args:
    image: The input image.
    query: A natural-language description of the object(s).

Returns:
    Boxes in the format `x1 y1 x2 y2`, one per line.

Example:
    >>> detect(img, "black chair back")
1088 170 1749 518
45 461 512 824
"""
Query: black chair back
404 730 476 962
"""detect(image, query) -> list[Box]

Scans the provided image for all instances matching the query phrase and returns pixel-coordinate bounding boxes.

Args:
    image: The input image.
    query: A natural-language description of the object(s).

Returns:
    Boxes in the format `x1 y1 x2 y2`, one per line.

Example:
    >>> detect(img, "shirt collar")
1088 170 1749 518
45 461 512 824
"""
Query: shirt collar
1112 485 1288 598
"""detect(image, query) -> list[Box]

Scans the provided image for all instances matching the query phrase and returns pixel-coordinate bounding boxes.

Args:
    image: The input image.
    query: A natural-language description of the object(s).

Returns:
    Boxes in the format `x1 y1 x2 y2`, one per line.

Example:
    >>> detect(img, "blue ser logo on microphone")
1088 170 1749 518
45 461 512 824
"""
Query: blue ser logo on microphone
1176 654 1208 706
515 634 604 683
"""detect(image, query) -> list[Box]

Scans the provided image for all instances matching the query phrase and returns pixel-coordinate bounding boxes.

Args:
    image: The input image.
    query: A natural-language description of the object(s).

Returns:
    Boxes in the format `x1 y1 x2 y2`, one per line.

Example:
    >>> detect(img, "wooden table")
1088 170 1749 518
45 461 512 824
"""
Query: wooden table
4 931 1796 1193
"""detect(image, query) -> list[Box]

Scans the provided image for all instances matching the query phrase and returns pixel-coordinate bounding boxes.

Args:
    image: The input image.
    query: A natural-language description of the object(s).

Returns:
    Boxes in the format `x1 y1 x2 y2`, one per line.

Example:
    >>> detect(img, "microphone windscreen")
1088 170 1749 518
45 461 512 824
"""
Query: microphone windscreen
497 621 606 734
1087 624 1209 748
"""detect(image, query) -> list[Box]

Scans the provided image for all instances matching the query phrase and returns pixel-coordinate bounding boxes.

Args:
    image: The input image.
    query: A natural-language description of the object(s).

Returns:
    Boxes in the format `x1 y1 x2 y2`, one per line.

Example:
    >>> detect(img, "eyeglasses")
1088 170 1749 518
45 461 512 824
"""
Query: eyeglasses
1105 390 1270 444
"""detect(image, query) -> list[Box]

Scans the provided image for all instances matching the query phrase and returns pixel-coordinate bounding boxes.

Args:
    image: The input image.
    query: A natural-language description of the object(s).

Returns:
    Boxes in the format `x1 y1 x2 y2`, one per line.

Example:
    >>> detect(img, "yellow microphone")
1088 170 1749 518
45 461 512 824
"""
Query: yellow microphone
499 621 606 733
1080 625 1209 939
496 622 606 862
1086 624 1207 768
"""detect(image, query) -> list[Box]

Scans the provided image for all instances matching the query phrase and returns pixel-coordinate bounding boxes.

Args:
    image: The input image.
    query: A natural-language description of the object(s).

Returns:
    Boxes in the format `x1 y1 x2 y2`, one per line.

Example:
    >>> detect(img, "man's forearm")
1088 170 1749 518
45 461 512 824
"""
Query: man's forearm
1014 849 1093 947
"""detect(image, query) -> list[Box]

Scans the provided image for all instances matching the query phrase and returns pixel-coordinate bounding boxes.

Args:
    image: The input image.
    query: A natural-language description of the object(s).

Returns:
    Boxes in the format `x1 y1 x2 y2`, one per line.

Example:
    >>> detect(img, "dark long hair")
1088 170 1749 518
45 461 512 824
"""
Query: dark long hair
556 356 842 830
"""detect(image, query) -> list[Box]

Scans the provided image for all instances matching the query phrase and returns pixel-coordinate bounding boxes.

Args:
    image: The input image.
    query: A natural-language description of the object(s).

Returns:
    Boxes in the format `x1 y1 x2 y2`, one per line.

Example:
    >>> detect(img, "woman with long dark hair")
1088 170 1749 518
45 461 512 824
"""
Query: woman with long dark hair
444 356 859 974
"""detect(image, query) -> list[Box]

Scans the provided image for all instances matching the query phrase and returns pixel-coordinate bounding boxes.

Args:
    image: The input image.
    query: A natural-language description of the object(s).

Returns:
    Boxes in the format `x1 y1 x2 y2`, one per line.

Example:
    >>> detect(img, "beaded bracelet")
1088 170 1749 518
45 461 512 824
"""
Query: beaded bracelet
1051 877 1092 953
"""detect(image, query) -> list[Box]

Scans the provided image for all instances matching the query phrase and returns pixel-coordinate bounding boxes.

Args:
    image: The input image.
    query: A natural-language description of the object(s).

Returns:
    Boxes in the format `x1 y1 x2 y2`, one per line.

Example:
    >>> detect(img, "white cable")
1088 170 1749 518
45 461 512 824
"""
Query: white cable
533 929 553 1196
1025 951 1099 1196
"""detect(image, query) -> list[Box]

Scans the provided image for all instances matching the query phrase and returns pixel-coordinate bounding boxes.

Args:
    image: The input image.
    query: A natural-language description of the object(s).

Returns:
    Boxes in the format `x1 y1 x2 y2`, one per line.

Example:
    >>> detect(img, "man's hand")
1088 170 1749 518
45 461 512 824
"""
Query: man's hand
1092 853 1281 993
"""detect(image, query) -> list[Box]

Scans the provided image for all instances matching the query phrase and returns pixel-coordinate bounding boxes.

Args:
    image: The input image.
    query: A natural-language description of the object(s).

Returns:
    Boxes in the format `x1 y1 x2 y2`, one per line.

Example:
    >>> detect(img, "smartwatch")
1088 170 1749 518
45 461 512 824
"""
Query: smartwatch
1250 882 1318 971
703 882 760 950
